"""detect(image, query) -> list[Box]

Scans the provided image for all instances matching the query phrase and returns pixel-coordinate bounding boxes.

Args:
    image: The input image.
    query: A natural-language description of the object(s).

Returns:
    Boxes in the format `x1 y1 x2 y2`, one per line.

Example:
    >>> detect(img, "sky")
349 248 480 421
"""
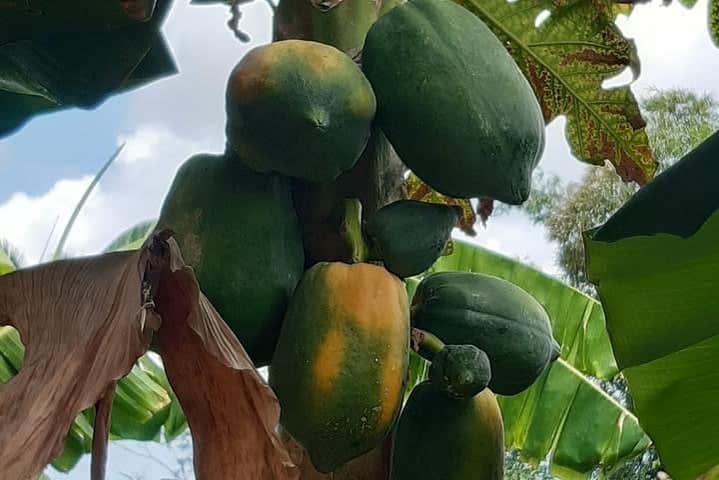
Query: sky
1 0 718 478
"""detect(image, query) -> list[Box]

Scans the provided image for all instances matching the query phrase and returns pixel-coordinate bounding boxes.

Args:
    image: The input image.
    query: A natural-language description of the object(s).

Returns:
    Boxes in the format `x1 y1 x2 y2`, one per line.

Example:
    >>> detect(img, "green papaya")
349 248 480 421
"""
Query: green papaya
270 261 409 472
429 344 491 399
225 40 376 183
366 200 460 278
391 381 504 480
362 0 544 203
157 153 304 366
412 271 560 395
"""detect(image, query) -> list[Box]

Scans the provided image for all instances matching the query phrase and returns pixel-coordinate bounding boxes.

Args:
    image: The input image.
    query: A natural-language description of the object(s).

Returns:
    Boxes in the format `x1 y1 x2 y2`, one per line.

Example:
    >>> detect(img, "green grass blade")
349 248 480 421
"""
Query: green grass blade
52 143 125 260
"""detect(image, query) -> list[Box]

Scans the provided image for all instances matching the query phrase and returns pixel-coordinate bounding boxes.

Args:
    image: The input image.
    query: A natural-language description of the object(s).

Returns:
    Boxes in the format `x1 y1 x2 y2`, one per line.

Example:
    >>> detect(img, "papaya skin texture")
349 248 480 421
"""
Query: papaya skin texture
226 39 376 183
391 382 504 480
412 271 559 395
362 0 545 203
157 153 304 366
366 199 460 278
270 262 410 473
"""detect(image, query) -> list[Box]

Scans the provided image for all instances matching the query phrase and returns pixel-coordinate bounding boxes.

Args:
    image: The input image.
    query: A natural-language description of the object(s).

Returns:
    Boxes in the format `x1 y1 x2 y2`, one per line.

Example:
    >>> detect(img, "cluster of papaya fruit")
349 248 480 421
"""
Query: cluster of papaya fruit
156 0 556 477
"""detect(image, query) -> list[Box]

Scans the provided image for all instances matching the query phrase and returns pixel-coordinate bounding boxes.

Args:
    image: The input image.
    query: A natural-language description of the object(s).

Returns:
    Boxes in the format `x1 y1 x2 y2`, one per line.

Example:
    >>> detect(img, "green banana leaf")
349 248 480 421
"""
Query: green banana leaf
0 0 176 138
431 241 617 379
0 249 14 276
103 219 157 253
586 131 719 480
0 326 178 471
413 240 650 477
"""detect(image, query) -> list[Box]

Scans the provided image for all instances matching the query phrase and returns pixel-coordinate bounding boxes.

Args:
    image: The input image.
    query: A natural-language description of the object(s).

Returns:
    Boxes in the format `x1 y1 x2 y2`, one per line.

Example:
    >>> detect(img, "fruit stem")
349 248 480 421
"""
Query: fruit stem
411 327 444 362
339 198 370 264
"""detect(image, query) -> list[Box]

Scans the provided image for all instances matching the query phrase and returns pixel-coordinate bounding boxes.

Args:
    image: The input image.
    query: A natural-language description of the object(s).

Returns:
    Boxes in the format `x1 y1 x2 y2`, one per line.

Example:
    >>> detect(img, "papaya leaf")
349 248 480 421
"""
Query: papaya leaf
455 0 656 184
430 240 618 379
585 131 719 480
104 219 158 253
406 173 477 236
710 0 719 48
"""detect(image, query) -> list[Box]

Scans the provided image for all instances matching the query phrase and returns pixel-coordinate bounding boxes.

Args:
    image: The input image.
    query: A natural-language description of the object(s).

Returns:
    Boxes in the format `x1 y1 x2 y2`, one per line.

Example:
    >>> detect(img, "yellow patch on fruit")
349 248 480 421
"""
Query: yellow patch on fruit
312 328 346 395
324 262 405 333
226 47 278 102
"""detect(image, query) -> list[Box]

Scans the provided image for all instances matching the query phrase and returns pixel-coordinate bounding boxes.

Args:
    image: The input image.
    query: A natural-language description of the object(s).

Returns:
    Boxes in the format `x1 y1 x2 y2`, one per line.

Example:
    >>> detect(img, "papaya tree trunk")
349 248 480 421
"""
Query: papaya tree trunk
272 0 406 476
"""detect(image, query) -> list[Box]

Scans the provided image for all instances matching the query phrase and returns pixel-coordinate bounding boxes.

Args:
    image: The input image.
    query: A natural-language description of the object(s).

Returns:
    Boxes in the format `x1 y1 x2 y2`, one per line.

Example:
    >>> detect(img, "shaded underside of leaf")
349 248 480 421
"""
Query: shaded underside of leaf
499 359 649 479
455 0 656 184
430 240 617 379
0 0 157 45
0 249 157 479
153 236 299 480
0 0 176 139
586 211 719 480
585 130 719 479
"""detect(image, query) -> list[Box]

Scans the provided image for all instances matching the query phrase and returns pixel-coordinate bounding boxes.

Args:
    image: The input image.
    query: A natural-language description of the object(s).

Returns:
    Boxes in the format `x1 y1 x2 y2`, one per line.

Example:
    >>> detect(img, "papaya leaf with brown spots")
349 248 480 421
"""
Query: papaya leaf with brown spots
455 0 657 184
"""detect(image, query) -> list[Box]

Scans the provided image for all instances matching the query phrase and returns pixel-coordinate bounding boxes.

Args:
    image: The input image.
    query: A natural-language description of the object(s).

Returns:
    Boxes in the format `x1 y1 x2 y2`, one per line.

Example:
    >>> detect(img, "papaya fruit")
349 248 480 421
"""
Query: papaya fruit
365 200 460 278
362 0 545 203
270 262 409 472
391 381 504 480
429 344 491 399
412 271 560 395
225 40 376 183
274 0 381 57
157 153 304 366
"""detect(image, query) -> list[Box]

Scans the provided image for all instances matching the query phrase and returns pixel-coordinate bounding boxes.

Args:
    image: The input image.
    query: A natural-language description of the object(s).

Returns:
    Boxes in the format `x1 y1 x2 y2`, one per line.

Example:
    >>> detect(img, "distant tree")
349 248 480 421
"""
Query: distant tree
515 88 719 294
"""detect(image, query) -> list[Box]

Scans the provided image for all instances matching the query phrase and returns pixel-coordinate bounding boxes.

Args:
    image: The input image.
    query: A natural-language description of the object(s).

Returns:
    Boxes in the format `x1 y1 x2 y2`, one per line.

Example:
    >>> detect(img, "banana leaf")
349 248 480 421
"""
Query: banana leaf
431 240 617 379
103 219 157 253
405 241 650 477
0 0 157 45
0 0 176 138
0 249 14 276
0 325 177 471
586 130 719 480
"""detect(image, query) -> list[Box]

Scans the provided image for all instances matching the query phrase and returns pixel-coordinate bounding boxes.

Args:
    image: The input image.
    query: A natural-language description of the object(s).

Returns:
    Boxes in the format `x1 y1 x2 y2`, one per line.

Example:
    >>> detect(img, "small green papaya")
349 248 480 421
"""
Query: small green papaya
362 0 544 203
429 344 491 399
391 381 504 480
366 200 460 278
412 271 560 395
226 40 376 182
157 153 304 366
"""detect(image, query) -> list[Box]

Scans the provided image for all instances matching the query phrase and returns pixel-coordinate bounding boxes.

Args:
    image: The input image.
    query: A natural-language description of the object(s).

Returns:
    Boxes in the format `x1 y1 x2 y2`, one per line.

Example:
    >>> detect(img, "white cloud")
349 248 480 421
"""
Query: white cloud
0 124 204 265
454 210 562 278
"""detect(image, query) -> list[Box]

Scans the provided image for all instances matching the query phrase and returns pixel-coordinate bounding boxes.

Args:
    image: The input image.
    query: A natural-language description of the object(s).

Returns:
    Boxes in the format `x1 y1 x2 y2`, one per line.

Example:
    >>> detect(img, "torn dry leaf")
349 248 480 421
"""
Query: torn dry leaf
153 236 299 480
0 248 158 480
